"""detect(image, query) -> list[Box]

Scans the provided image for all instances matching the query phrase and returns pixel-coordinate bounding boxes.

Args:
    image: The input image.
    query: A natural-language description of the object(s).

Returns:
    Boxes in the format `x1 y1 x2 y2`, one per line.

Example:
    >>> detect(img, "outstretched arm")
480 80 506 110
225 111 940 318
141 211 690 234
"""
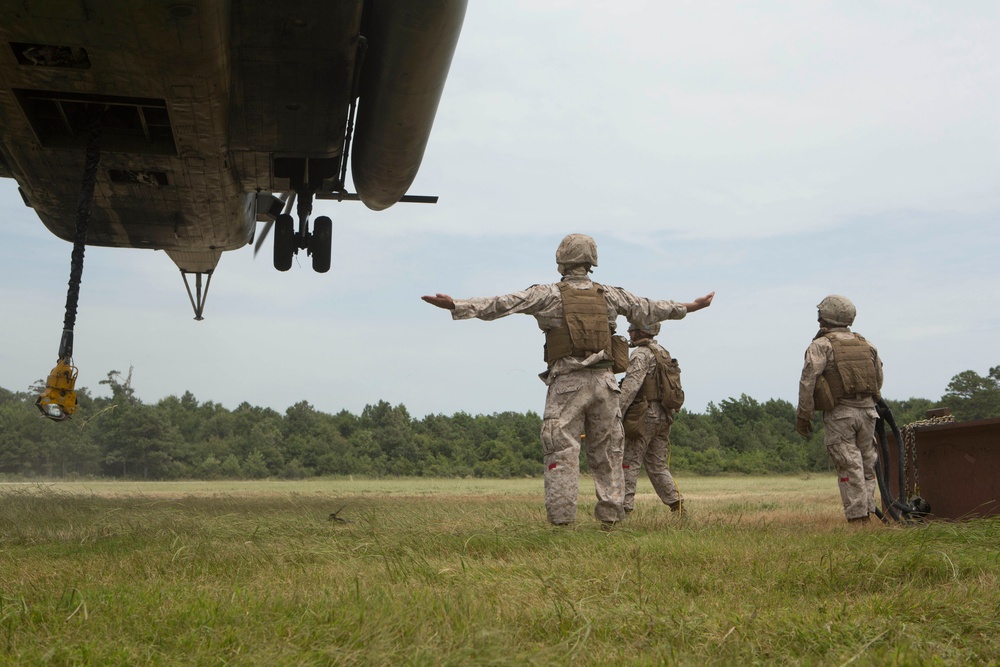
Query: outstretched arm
421 294 456 310
681 291 715 313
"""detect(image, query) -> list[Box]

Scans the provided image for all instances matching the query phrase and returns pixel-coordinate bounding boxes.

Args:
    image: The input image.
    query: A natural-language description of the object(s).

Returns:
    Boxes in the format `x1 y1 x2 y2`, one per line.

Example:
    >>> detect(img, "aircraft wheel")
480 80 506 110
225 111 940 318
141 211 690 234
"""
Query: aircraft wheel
273 214 295 271
312 216 332 273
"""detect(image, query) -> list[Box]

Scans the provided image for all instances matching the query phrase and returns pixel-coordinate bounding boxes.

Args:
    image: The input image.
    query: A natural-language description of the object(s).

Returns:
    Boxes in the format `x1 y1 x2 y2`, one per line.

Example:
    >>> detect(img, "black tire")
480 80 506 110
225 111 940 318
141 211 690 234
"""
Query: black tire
273 214 295 271
312 216 332 273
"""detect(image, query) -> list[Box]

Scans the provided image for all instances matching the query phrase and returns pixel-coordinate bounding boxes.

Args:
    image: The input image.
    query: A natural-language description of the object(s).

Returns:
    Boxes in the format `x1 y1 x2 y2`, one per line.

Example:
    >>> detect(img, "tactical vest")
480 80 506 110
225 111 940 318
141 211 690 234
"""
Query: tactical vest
544 282 612 364
821 332 878 402
636 345 685 411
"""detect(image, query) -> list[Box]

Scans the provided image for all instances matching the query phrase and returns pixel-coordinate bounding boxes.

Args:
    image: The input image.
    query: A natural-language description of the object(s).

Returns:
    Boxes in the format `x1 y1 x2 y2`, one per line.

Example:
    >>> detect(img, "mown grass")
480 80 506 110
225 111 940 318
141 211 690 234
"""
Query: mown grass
0 476 997 666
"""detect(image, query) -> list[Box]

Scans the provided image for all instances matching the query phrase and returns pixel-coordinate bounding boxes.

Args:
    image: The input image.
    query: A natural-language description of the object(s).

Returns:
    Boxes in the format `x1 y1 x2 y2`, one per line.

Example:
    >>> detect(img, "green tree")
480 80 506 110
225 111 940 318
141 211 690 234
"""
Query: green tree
242 450 270 479
91 370 179 479
883 397 937 427
219 454 243 478
7 361 996 480
940 366 1000 421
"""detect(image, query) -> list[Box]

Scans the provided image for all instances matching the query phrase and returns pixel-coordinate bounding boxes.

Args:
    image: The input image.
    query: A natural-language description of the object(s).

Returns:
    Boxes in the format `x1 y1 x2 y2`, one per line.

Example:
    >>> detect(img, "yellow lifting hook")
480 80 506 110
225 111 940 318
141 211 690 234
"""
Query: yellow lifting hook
35 358 79 421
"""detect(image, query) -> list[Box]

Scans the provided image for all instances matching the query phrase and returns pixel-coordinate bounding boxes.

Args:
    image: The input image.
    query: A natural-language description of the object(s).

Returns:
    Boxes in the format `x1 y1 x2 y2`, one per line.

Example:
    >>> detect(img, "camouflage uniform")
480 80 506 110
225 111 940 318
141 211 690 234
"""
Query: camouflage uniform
619 340 681 512
451 266 687 525
798 328 884 521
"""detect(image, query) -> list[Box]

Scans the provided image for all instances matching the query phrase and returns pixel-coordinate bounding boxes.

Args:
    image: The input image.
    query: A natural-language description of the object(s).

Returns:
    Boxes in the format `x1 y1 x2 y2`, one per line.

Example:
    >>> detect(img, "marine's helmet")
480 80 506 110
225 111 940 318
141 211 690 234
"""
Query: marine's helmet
556 234 598 274
817 295 856 327
628 321 661 336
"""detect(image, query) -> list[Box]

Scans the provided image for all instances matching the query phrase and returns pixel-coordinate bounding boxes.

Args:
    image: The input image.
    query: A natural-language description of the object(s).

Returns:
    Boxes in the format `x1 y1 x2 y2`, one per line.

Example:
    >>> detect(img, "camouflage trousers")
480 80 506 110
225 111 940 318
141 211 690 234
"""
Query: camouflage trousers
824 406 879 521
623 404 680 512
540 367 625 524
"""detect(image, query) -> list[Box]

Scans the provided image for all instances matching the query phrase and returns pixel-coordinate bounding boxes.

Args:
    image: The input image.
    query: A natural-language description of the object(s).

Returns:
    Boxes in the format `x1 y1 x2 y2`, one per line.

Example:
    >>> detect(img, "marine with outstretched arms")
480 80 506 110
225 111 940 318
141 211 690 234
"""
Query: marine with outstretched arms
423 234 714 526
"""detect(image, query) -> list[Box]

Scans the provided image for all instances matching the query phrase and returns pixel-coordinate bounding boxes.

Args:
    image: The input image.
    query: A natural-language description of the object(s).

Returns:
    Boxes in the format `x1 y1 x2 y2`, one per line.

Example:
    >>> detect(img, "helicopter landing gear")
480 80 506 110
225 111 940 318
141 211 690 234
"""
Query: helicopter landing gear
258 157 339 273
271 212 333 273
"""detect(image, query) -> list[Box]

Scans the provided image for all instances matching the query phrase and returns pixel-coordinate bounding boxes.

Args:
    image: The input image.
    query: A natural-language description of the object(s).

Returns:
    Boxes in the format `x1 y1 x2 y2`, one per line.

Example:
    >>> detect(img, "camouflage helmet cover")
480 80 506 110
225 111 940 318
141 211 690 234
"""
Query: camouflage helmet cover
628 321 661 336
555 234 598 272
817 294 856 326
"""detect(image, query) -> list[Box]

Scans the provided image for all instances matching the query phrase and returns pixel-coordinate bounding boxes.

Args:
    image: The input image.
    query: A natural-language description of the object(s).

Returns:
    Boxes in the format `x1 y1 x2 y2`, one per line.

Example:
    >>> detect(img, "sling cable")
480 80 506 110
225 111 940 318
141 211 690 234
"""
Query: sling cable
36 109 104 421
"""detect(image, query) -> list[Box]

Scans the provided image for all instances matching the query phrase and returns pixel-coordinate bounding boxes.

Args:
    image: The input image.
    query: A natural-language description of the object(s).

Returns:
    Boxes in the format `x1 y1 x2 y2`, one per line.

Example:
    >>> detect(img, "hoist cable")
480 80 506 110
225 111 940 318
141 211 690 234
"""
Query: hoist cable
57 109 104 360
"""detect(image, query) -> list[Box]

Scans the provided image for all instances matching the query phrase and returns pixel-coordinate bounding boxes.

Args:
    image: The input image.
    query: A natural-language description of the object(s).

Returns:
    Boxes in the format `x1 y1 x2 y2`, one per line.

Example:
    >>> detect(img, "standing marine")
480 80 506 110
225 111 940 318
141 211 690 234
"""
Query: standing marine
422 234 714 526
796 295 884 523
619 321 685 515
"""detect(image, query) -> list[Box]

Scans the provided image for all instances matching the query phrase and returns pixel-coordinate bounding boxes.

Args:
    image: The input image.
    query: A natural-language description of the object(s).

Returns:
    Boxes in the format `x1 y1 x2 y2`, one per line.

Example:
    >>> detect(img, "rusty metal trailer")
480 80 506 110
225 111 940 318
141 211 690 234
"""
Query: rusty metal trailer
882 414 1000 521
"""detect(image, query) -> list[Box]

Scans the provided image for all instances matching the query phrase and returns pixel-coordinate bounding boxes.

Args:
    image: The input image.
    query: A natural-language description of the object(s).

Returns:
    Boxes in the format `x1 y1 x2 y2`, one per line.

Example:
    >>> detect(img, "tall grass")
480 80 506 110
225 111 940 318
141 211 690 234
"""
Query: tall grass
1 476 997 665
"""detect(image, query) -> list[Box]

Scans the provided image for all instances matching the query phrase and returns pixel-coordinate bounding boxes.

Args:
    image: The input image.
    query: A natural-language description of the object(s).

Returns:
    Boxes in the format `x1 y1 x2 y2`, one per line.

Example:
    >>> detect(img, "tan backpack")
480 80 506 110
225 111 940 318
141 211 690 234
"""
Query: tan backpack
653 347 685 411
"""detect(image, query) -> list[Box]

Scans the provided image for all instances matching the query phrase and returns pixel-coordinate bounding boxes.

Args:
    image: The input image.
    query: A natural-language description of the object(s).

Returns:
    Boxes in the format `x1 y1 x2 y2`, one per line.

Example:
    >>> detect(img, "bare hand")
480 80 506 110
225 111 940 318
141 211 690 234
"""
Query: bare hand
683 291 715 313
422 293 456 310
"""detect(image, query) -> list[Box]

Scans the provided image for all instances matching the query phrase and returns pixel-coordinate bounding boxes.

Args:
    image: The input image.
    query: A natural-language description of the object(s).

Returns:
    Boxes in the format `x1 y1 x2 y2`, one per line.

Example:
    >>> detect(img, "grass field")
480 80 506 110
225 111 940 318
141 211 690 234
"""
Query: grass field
1 475 997 666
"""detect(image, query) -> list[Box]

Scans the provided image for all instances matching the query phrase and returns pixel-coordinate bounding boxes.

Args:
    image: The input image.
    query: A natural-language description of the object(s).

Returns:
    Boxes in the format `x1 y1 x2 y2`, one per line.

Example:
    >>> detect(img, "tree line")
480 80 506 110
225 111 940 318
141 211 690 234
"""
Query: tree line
2 366 998 480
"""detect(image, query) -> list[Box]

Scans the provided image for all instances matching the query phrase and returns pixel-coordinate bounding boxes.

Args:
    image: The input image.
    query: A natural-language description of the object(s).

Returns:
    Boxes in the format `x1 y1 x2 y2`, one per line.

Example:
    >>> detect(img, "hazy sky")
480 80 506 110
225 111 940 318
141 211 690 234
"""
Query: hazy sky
2 1 998 418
